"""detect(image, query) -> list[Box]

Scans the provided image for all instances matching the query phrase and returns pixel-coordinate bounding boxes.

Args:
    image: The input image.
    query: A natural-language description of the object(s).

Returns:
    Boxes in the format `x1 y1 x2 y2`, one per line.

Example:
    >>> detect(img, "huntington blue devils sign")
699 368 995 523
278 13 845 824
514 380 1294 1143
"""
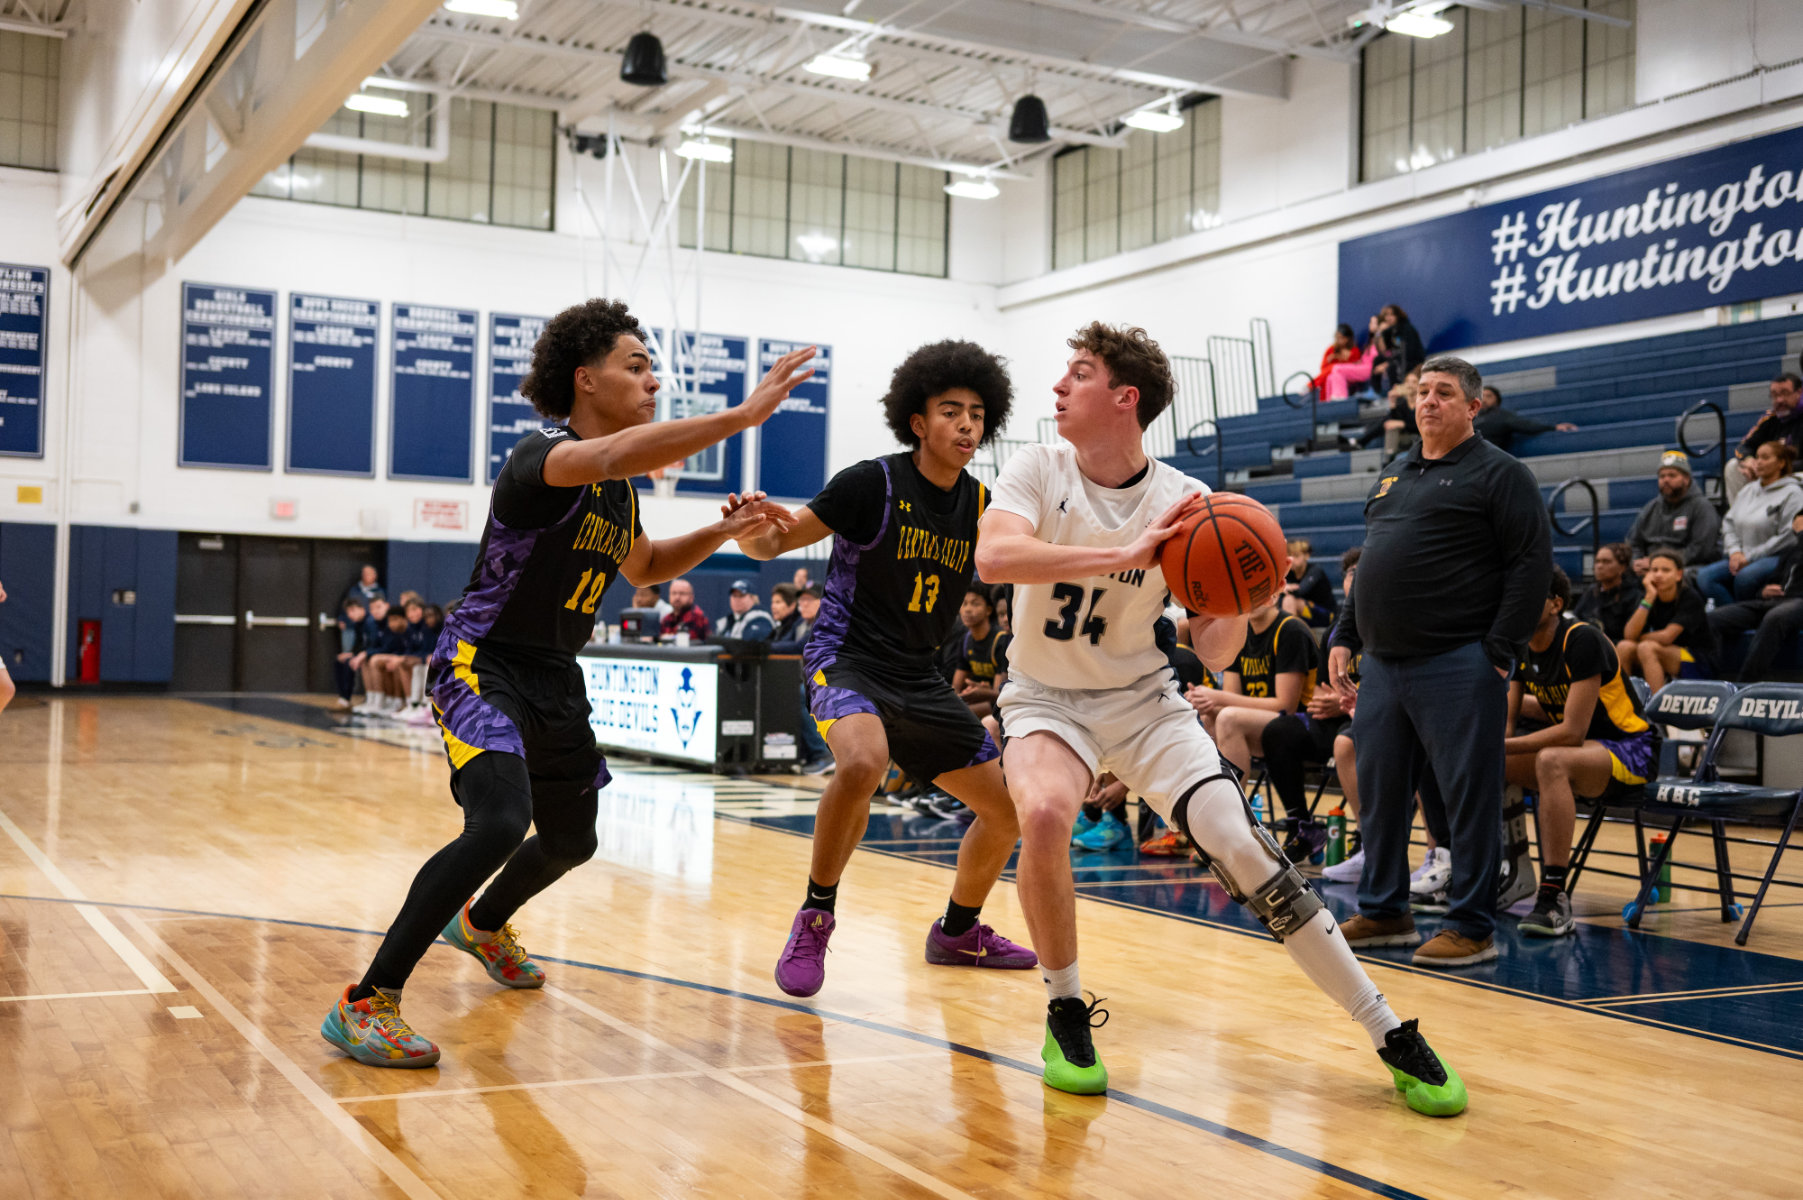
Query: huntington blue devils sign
1339 124 1803 352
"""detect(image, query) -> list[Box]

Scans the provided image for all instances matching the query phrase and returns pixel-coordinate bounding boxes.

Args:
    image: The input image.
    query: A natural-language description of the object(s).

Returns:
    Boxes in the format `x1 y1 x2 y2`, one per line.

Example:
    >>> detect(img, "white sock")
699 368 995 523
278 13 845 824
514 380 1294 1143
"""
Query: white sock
1180 781 1400 1050
1041 961 1081 1003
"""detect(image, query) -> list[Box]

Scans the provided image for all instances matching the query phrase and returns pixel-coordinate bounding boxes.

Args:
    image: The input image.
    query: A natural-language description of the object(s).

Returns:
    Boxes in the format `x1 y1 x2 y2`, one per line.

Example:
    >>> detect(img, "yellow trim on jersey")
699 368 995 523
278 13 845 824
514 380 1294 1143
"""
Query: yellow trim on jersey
1608 750 1649 787
1678 647 1696 664
452 639 481 696
1539 621 1650 737
813 669 827 686
625 483 640 556
976 481 988 518
433 706 487 771
815 716 838 739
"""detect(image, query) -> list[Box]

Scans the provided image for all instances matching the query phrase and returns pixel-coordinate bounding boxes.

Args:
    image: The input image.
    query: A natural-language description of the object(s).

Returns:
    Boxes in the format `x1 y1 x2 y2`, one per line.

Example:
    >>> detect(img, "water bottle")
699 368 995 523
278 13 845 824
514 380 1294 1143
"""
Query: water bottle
1653 832 1672 902
1325 807 1346 867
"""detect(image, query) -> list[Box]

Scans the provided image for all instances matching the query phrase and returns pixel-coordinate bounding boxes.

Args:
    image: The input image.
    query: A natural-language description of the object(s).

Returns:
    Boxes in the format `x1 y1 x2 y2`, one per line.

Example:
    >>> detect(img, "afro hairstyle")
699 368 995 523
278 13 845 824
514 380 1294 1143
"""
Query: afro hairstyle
880 339 1014 450
519 298 647 420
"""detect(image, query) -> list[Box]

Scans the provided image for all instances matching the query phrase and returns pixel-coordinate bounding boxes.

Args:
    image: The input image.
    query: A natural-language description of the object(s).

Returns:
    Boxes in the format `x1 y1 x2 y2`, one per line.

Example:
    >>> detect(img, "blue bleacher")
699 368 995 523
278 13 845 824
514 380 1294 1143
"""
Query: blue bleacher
1164 311 1803 652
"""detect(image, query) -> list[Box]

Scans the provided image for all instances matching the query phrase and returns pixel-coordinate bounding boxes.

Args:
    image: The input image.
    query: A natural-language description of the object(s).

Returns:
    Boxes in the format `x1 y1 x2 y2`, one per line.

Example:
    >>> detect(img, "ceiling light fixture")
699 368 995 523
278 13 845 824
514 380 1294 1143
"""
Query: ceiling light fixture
1123 106 1183 133
443 0 519 19
675 137 732 163
804 53 873 82
945 177 1000 200
345 93 410 118
1385 8 1454 37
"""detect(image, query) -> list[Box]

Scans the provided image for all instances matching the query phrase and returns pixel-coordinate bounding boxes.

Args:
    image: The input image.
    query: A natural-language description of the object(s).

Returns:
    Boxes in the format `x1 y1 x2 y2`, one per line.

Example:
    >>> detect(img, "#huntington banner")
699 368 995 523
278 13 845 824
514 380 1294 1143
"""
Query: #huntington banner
1339 123 1803 352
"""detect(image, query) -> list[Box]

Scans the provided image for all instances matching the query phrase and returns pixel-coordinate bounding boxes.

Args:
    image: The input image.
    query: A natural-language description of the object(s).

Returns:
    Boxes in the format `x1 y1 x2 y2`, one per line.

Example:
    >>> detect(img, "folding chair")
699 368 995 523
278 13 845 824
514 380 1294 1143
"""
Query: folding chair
1566 679 1735 899
1627 682 1803 946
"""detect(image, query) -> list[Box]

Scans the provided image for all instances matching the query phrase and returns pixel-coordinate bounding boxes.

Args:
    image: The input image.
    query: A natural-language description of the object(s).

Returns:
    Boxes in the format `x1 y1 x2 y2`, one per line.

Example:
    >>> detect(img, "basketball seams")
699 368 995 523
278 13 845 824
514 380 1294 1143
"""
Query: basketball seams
1202 495 1247 614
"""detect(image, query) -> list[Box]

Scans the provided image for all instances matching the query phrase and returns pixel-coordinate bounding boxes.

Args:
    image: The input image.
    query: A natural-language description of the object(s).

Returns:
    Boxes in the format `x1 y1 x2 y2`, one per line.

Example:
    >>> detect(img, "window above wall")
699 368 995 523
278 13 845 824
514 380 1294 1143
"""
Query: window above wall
677 141 949 280
252 98 555 231
0 29 60 172
1360 0 1635 183
1051 98 1221 272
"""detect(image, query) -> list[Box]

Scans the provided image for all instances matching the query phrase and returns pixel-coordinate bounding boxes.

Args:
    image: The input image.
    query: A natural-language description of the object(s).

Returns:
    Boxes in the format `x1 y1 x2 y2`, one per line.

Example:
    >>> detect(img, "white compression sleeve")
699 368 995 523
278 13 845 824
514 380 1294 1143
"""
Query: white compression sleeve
1182 778 1400 1049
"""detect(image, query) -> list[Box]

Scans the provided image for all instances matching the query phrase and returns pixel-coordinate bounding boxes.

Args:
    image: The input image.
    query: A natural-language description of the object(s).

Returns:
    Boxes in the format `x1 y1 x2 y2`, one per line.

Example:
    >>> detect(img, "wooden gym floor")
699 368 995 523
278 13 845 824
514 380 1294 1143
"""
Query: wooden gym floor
2 693 1801 1199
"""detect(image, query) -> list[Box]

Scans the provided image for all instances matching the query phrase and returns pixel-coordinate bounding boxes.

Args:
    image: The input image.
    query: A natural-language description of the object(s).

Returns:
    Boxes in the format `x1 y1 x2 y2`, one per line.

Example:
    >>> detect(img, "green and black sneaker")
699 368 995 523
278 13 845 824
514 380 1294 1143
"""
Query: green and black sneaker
1042 994 1109 1095
1377 1019 1467 1117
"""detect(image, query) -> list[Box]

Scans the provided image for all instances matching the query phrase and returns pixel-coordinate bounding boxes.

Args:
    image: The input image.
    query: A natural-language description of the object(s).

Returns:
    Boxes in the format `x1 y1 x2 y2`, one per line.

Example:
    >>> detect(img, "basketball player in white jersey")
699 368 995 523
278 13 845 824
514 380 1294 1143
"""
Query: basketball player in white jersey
976 321 1467 1116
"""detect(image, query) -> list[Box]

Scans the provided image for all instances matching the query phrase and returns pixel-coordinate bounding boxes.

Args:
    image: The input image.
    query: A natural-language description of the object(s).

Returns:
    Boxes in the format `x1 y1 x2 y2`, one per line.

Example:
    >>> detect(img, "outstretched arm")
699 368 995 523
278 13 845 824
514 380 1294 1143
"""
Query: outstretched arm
737 502 833 560
622 492 798 587
977 497 1194 585
543 346 816 488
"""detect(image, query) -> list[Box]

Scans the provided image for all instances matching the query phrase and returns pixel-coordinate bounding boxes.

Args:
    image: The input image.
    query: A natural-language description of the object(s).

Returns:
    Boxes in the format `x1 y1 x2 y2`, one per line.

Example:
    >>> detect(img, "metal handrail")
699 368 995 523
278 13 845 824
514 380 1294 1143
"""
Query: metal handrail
1281 368 1319 451
1206 334 1259 418
1172 354 1224 491
1250 316 1275 398
1677 399 1729 512
1548 477 1601 567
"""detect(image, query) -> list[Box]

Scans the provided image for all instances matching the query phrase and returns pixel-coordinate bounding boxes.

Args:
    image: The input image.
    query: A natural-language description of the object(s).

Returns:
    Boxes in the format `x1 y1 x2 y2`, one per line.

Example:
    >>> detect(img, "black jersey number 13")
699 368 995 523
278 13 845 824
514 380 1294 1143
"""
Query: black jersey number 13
1045 583 1107 645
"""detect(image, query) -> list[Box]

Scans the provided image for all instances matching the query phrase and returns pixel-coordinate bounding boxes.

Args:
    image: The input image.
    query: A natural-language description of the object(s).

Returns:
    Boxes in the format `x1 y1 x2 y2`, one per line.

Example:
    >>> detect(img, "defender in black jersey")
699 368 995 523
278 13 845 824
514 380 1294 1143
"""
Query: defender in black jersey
736 340 1036 998
322 300 813 1068
1506 567 1660 937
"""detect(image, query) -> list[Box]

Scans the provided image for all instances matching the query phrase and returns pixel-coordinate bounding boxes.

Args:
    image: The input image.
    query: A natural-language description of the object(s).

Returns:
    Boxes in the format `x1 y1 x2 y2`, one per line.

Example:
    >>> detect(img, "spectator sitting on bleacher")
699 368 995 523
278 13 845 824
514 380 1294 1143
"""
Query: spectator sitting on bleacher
333 598 368 709
1473 385 1576 453
388 600 434 724
1369 305 1424 395
1707 512 1803 683
1506 566 1661 938
1732 373 1803 484
1628 451 1720 572
714 580 774 641
660 577 710 642
1696 440 1803 608
1572 542 1641 642
1279 538 1336 628
951 585 1010 721
1354 368 1417 451
1618 549 1717 690
356 605 412 717
774 582 832 775
347 564 384 606
770 583 803 643
422 604 444 638
1313 323 1372 401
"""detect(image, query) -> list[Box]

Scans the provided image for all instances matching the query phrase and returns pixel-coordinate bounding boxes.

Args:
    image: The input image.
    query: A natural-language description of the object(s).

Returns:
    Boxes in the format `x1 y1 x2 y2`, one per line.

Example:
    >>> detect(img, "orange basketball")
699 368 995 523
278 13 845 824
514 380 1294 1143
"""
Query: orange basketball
1159 492 1288 618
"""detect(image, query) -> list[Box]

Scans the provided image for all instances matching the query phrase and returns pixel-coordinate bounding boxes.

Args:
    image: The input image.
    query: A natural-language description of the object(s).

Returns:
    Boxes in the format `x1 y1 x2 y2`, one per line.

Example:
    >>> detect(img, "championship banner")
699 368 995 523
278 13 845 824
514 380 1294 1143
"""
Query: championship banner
1339 124 1803 352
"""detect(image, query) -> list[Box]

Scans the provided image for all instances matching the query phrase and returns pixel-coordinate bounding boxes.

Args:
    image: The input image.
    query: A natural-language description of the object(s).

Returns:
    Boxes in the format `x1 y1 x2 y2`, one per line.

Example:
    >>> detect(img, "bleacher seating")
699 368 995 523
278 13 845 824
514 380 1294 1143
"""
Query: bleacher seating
1164 313 1803 598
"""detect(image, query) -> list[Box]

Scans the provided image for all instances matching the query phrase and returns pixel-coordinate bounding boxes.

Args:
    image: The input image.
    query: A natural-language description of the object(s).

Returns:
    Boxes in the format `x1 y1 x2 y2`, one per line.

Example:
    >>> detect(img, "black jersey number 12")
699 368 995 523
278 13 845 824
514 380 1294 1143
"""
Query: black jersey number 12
1045 583 1107 645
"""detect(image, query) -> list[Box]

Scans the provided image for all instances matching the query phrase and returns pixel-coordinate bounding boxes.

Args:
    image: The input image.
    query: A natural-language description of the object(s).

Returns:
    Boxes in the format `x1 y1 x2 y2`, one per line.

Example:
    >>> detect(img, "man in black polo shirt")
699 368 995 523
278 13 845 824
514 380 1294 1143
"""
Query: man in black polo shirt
1329 356 1553 968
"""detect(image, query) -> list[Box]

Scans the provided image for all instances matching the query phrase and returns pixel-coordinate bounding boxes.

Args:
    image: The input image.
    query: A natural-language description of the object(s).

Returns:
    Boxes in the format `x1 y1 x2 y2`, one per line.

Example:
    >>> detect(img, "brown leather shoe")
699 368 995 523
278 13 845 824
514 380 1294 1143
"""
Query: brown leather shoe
1411 930 1499 968
1339 912 1421 947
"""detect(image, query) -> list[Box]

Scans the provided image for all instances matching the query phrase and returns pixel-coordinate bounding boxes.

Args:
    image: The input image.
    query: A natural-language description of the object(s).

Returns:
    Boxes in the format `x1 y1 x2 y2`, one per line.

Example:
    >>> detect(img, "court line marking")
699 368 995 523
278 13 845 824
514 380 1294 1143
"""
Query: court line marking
1576 979 1803 1005
1584 983 1803 1008
0 895 1434 1200
0 988 157 1003
543 984 985 1200
115 910 443 1200
335 1051 947 1105
0 805 179 993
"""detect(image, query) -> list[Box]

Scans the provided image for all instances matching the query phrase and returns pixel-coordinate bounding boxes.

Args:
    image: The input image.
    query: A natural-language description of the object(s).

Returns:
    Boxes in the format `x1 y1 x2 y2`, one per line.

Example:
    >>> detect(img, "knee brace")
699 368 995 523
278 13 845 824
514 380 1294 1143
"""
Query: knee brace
1172 772 1325 943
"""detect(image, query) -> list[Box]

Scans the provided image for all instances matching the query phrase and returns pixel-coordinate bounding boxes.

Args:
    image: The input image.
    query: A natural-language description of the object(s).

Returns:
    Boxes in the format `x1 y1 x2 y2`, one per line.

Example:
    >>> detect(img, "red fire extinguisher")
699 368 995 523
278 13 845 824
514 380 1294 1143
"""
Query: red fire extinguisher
79 620 101 684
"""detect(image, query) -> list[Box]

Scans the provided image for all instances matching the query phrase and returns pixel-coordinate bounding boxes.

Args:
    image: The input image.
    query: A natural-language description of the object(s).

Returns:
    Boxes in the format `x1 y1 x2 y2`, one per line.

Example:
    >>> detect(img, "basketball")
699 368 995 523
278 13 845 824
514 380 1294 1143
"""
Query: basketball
1159 493 1289 618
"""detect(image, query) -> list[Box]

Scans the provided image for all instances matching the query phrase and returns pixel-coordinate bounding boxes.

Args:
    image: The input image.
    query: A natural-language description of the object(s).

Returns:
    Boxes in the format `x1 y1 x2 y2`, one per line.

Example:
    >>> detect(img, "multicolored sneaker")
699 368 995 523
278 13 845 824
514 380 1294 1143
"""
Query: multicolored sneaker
1042 994 1109 1095
320 986 441 1069
1070 811 1101 846
1072 814 1130 851
1377 1019 1468 1116
441 900 545 988
1138 829 1192 856
924 919 1038 969
1519 889 1574 938
775 908 835 997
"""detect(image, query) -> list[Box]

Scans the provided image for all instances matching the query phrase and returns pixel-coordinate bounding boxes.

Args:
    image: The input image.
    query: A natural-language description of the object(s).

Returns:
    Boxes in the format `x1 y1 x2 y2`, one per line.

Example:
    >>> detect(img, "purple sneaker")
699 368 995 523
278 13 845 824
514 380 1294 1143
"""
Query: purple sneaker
924 919 1038 969
775 908 835 997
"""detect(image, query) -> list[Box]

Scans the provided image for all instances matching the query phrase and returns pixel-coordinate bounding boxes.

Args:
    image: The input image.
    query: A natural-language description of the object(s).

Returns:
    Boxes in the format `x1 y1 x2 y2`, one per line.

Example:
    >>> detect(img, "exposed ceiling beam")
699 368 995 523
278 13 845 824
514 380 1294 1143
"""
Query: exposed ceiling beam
414 22 1126 148
1015 0 1358 61
1465 0 1634 27
691 121 1030 178
0 15 66 37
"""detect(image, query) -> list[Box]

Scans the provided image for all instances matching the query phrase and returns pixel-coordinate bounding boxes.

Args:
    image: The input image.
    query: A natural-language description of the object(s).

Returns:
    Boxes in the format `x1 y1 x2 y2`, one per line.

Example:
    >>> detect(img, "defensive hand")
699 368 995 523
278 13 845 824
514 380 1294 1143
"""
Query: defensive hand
739 346 817 428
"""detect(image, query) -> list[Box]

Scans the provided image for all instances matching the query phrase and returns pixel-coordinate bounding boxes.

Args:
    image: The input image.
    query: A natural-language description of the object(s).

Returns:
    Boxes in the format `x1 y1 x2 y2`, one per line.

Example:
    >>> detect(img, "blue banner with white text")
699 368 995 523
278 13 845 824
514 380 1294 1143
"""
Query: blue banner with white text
487 313 549 483
180 283 276 470
0 263 49 459
1339 124 1803 352
390 303 477 482
288 293 378 476
667 331 748 497
756 339 829 501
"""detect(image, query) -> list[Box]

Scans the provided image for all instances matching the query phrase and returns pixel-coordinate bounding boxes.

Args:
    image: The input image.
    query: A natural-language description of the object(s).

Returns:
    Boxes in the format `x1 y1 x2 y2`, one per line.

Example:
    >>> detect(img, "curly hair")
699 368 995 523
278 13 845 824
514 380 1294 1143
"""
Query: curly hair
1066 321 1174 429
519 298 646 420
880 340 1014 449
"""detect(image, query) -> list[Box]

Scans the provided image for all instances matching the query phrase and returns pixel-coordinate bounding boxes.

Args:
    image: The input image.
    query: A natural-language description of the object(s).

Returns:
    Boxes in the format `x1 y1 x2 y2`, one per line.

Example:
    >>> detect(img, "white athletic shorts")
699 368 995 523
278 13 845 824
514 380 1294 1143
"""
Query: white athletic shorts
999 668 1224 825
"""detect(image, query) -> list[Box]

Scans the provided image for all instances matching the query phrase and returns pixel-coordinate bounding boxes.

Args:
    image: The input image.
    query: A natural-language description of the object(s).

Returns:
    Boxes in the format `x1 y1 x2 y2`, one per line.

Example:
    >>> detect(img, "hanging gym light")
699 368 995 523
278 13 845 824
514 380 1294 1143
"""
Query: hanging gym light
1009 94 1050 144
621 31 668 86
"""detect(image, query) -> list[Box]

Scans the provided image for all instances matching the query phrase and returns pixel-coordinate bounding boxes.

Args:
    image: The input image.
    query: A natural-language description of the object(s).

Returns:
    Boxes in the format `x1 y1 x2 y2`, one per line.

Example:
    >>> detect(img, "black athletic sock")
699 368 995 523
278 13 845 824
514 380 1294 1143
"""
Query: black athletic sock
1540 864 1569 895
941 899 982 938
804 876 838 914
1080 802 1103 821
348 984 379 1003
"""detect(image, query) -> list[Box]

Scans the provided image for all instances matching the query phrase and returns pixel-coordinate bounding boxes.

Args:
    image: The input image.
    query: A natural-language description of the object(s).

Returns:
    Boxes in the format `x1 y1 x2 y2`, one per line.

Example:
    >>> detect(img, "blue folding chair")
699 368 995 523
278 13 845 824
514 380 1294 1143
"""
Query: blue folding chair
1627 682 1803 945
1565 680 1735 899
